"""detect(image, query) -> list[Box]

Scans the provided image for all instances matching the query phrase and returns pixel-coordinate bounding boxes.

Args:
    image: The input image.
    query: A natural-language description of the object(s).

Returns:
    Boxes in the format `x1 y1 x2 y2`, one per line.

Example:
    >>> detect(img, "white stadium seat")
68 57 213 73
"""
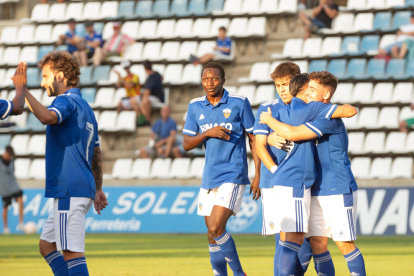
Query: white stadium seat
20 46 38 64
259 0 278 14
3 69 14 87
295 60 309 73
112 88 126 106
321 37 342 56
225 86 238 94
142 42 162 61
351 157 371 179
190 158 205 178
242 0 260 14
111 158 133 179
277 0 298 13
16 25 35 44
377 107 399 128
122 22 139 40
65 3 84 21
31 4 50 22
391 157 413 179
100 1 118 18
343 112 359 129
357 107 379 128
102 22 114 41
323 14 354 34
94 88 115 108
34 25 52 43
213 0 242 15
385 132 407 153
192 18 212 37
372 83 393 103
209 18 230 37
254 85 275 105
178 41 198 61
42 91 54 107
130 65 147 84
9 111 28 130
160 42 180 61
27 135 46 155
406 132 414 152
11 135 29 155
131 159 152 179
352 83 373 103
51 24 68 42
123 42 144 62
138 20 158 39
15 158 31 180
302 38 322 58
150 158 172 179
152 64 166 76
181 64 202 84
279 38 303 58
227 18 248 37
379 35 396 50
196 41 216 56
116 111 136 132
82 2 101 20
163 64 183 85
29 159 46 180
386 0 404 8
332 83 354 104
370 157 392 179
399 106 414 121
0 26 18 44
48 3 67 22
364 132 386 153
98 111 117 131
157 20 176 39
238 62 270 83
175 19 194 38
347 0 367 10
3 47 20 65
353 13 374 32
348 132 365 154
392 83 413 103
246 17 266 37
170 158 191 179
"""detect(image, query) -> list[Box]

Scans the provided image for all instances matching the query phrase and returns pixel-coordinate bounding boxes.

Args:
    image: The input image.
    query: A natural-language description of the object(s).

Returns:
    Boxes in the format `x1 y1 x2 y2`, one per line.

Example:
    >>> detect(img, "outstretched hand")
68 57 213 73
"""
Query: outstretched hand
259 107 273 124
11 61 27 88
94 189 108 215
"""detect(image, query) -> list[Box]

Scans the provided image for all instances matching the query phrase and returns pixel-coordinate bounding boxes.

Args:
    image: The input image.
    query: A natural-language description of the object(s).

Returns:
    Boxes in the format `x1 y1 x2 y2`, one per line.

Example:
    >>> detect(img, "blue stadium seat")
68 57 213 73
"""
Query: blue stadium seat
373 12 392 31
328 59 347 79
348 59 367 79
76 24 85 38
27 113 46 132
360 35 380 53
132 0 154 18
189 0 206 15
27 68 40 87
308 60 328 72
154 0 171 17
171 0 189 16
93 23 104 34
55 45 68 52
37 46 54 62
393 11 411 29
92 66 111 83
81 88 96 104
118 1 135 18
0 135 11 152
206 0 224 13
405 59 414 76
386 59 406 78
367 59 386 78
80 67 93 85
340 36 360 56
406 0 414 6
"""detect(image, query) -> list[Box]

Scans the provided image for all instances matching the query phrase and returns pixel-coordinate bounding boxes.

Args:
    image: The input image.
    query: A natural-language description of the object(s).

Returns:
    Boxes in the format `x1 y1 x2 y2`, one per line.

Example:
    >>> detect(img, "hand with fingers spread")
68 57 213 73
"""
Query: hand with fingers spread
205 126 231 140
249 176 261 200
259 107 273 125
268 132 286 150
11 61 27 89
94 189 108 215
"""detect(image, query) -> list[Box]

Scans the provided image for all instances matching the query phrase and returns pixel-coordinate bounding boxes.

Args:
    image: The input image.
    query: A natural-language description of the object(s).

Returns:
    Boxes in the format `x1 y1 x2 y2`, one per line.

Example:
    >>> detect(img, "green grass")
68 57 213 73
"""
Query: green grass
0 234 413 275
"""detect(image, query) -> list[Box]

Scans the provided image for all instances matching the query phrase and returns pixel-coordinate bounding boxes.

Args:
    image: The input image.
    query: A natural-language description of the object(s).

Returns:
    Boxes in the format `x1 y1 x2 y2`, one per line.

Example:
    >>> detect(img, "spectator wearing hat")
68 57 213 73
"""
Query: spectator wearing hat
83 21 103 66
102 22 134 60
57 19 86 65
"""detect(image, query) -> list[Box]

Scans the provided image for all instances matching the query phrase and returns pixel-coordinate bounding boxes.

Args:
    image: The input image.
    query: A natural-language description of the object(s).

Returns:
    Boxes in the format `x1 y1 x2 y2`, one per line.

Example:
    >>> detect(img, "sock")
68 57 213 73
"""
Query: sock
344 248 366 276
67 257 89 276
274 235 282 276
296 238 313 275
44 251 69 276
313 251 335 276
214 231 244 276
209 244 228 276
279 241 300 276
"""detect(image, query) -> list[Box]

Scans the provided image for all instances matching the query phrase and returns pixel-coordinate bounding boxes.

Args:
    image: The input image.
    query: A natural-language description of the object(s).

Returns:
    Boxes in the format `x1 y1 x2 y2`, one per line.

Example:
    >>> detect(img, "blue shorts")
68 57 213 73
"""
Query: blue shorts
382 41 404 54
311 18 328 29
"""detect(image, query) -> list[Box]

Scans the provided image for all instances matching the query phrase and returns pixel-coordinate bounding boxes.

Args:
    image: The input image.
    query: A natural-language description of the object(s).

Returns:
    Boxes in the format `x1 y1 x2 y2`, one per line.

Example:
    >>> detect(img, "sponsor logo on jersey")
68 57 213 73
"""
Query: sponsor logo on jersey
198 203 203 210
199 114 205 120
225 257 233 262
269 221 274 229
223 108 231 118
200 123 233 133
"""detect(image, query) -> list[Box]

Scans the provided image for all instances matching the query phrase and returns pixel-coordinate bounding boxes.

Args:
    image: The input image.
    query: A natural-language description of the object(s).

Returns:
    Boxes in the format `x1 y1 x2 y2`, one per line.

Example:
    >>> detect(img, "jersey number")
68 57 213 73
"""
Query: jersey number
86 122 94 162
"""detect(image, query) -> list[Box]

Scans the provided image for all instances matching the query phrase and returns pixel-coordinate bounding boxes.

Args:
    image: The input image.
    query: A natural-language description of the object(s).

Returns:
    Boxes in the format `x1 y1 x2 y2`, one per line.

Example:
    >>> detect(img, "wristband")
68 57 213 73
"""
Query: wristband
270 165 277 174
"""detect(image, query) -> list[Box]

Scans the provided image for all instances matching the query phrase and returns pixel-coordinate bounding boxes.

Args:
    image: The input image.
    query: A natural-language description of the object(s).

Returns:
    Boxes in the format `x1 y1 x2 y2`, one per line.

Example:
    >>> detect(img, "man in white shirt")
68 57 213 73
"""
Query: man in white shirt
379 12 414 57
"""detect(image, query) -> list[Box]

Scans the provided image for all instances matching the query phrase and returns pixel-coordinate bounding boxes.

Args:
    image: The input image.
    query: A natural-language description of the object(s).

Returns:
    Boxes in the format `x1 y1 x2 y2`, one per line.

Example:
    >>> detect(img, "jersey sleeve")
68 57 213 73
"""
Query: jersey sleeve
308 102 338 122
253 104 271 135
0 99 13 120
183 104 199 136
305 119 339 138
48 96 75 124
241 98 255 133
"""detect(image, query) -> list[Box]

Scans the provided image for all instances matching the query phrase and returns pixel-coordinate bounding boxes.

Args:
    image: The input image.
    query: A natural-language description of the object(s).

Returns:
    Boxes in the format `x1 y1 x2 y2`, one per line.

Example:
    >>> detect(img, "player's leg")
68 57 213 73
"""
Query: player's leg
129 96 142 117
198 54 216 64
164 135 175 158
16 194 24 227
2 203 8 232
92 47 102 66
296 237 313 275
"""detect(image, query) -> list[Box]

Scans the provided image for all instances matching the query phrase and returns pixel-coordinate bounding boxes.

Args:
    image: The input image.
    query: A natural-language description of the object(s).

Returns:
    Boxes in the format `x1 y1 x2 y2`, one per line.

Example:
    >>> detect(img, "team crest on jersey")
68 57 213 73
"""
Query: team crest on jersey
269 221 274 229
223 108 231 118
198 203 203 210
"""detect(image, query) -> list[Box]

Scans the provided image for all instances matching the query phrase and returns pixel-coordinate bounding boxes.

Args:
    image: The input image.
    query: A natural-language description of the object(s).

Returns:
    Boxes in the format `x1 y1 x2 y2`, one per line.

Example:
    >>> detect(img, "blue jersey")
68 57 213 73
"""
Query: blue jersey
152 117 177 139
0 99 13 120
65 30 79 53
183 90 255 189
84 31 103 53
270 97 338 189
45 88 99 199
305 115 358 196
216 37 232 56
253 99 288 188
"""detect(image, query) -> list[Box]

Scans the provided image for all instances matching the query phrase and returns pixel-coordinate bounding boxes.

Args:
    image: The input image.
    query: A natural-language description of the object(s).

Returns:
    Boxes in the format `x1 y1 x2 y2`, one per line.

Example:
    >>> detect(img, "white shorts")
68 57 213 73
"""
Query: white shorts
197 183 246 217
261 185 310 235
40 197 93 252
307 191 358 241
121 95 162 109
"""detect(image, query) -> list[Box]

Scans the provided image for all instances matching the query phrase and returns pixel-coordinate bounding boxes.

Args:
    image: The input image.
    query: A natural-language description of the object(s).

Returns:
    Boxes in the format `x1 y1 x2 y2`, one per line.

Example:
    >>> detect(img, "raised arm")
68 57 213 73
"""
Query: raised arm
247 132 260 200
10 62 27 115
331 104 358 118
92 146 108 215
25 88 58 125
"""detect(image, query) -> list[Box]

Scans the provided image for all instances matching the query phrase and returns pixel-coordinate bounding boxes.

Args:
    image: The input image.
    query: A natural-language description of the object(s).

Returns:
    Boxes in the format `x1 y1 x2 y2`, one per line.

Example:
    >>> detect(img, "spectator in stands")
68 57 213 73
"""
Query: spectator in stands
298 0 307 10
399 102 414 133
83 21 103 66
139 105 181 159
190 27 232 65
102 22 134 60
0 146 24 234
140 60 165 125
379 12 414 58
57 19 86 66
298 0 339 40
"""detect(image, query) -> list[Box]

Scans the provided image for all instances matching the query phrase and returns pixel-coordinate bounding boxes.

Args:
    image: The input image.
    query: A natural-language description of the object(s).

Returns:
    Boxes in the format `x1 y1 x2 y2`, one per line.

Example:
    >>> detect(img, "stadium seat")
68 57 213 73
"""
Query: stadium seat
340 36 360 55
30 4 49 22
131 159 152 179
55 45 68 52
379 34 396 50
351 158 371 179
277 38 303 59
196 41 216 56
170 158 191 178
48 3 67 22
385 132 407 153
119 22 138 40
79 67 93 85
3 68 14 87
82 2 101 20
346 0 367 10
227 18 248 37
327 59 347 79
181 64 202 84
50 24 68 42
26 68 40 87
213 0 242 15
142 42 162 61
16 25 35 44
405 132 414 152
98 111 117 131
93 66 111 84
236 86 255 103
150 158 172 179
175 19 194 38
27 112 46 132
372 83 393 103
190 157 205 178
277 0 298 13
170 0 189 16
386 0 405 8
178 41 198 61
364 132 386 153
157 20 176 39
348 132 365 154
366 59 386 78
295 60 309 73
0 26 17 44
366 0 385 9
34 25 52 43
407 0 414 6
100 1 119 19
321 14 354 34
189 0 207 15
122 42 144 62
3 47 20 65
117 1 135 18
29 159 46 180
94 88 115 108
386 59 406 77
15 159 31 180
392 82 413 103
20 47 38 65
0 134 11 154
254 85 275 105
131 0 154 18
160 42 180 61
405 59 414 77
246 17 266 37
163 64 183 85
332 83 353 104
301 38 322 57
373 12 392 31
112 88 127 107
393 11 411 28
360 35 380 54
130 65 147 84
116 111 136 132
308 60 328 72
27 135 46 156
9 111 28 131
353 13 374 32
357 107 379 128
37 46 54 62
153 0 171 17
11 135 29 155
41 91 54 107
206 0 224 13
370 157 392 179
111 158 133 179
138 20 158 39
102 22 115 40
238 62 270 83
347 58 366 78
241 0 260 14
391 157 413 179
65 2 83 21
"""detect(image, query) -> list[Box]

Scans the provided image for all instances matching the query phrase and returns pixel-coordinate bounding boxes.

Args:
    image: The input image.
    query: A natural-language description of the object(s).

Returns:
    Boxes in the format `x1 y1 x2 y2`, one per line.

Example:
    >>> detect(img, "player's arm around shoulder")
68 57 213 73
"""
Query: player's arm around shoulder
331 104 358 119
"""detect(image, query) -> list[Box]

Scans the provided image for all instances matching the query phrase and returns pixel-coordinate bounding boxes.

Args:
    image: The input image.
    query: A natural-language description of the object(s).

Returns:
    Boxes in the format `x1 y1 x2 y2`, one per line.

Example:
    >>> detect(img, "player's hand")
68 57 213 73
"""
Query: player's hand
267 132 286 149
410 103 414 110
11 61 27 89
259 107 273 125
249 176 260 200
94 189 108 215
205 126 231 140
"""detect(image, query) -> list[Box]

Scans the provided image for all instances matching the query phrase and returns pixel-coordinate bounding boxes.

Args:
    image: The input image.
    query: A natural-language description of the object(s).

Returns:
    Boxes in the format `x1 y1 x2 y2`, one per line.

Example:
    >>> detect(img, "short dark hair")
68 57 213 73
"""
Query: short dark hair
202 62 225 79
5 146 14 156
308 71 338 93
270 62 301 81
84 21 93 27
289 73 309 97
67 18 75 24
143 60 152 70
38 51 81 87
219 26 227 32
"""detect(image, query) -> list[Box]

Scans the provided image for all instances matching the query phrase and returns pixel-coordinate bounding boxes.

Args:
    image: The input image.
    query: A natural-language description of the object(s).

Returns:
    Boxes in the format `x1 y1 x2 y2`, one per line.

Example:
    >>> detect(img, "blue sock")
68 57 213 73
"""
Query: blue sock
279 241 300 276
209 244 228 276
274 235 282 276
44 251 69 276
214 231 244 276
296 238 313 275
67 257 89 276
313 251 335 276
344 248 366 276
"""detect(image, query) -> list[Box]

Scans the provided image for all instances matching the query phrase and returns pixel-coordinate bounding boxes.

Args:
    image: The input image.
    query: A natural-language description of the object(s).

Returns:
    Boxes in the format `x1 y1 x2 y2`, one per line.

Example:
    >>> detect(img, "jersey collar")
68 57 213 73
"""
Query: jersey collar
291 97 306 106
61 88 81 97
204 89 229 107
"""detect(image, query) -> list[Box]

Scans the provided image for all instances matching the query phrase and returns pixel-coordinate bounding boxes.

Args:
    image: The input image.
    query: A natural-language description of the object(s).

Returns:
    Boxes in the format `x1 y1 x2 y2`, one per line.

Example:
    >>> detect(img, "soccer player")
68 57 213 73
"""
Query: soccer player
258 73 357 276
20 51 108 276
261 71 366 276
4 61 26 118
183 62 260 276
253 62 313 276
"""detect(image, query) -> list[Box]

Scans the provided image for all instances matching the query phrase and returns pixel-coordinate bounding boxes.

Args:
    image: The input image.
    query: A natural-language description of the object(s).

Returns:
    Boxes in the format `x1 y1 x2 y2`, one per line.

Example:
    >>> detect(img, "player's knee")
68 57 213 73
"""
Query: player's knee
310 237 328 253
335 241 356 255
207 222 224 237
39 240 49 257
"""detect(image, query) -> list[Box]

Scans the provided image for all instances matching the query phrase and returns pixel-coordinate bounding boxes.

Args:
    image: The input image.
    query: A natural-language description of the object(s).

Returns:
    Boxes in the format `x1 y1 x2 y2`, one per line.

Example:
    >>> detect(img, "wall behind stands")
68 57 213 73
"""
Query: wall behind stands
1 186 414 236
